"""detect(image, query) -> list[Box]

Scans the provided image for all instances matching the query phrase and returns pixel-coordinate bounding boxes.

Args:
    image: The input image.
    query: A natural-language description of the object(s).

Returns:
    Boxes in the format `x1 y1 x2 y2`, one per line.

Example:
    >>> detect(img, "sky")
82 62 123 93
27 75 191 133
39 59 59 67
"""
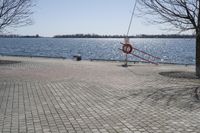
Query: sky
12 0 174 37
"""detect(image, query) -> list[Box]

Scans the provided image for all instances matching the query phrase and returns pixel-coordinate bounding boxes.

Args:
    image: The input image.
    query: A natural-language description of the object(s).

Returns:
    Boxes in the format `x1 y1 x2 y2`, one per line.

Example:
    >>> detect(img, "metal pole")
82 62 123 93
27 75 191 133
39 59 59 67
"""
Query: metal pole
125 53 128 67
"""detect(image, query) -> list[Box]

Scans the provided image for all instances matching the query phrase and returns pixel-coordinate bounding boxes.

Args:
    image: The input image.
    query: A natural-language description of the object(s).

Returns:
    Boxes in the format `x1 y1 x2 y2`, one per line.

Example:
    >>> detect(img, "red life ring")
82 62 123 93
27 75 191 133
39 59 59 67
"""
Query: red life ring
122 44 133 54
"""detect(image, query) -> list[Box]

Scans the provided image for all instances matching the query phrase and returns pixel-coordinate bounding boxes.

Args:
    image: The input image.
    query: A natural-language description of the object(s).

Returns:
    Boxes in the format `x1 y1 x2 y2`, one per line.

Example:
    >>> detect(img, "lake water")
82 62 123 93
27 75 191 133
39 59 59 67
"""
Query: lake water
0 38 195 65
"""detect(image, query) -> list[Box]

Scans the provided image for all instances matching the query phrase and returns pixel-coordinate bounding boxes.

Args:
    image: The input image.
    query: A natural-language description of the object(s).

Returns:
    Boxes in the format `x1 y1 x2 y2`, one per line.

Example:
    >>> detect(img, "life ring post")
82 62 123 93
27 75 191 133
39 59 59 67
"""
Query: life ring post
121 39 133 67
124 53 128 67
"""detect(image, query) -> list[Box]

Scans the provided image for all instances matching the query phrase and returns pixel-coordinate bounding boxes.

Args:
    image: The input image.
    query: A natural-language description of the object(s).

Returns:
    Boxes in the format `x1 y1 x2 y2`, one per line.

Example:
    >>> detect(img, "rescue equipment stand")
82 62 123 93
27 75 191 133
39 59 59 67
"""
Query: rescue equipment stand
119 38 161 67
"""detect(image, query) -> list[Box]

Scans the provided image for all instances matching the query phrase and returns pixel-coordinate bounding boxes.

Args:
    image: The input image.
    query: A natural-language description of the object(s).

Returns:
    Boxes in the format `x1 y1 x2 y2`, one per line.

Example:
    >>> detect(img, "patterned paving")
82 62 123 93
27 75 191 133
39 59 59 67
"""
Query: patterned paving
0 56 200 133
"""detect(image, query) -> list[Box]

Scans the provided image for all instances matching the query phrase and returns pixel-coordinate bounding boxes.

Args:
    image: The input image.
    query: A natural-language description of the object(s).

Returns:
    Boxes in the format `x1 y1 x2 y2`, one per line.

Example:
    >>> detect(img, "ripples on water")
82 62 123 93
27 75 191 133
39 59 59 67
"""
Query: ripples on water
0 38 195 65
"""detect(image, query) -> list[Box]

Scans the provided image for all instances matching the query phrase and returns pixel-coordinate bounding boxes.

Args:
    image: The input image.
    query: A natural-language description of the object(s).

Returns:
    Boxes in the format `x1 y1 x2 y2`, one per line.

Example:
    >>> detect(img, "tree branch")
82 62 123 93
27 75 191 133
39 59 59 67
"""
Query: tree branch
0 0 33 31
140 0 199 32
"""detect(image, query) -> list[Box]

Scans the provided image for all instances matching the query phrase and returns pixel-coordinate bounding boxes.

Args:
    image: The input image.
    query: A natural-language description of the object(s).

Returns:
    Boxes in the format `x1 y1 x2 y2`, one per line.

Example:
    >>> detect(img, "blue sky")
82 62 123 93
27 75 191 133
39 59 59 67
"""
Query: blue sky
13 0 171 37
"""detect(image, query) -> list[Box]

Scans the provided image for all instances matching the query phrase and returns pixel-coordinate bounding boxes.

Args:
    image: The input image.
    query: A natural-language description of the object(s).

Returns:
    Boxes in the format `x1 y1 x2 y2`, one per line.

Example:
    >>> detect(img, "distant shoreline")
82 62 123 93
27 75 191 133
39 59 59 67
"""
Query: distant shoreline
0 34 195 38
53 34 195 39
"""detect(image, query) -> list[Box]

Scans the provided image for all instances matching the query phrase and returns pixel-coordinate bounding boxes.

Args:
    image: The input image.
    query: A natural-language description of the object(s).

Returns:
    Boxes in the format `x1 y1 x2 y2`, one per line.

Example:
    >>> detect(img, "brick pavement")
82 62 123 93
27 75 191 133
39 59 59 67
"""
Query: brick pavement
0 56 200 133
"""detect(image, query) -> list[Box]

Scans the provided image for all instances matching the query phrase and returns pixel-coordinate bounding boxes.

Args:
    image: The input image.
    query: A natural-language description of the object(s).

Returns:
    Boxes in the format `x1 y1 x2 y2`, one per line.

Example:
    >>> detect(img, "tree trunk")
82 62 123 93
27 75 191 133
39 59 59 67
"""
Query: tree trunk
196 31 200 78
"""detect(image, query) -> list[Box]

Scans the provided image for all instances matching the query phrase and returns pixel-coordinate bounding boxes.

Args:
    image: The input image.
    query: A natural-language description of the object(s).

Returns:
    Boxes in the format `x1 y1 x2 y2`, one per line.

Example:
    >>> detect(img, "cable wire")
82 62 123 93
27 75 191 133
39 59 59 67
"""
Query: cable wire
126 0 138 37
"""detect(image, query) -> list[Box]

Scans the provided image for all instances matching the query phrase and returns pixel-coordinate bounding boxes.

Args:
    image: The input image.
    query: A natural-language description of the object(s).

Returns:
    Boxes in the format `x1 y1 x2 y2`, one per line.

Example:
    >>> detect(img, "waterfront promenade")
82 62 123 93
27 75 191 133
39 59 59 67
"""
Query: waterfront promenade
0 56 200 133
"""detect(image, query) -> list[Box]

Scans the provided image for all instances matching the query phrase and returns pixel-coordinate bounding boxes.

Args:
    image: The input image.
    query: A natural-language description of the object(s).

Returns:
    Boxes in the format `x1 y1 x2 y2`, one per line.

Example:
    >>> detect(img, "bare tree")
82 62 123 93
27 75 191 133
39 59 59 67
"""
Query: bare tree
139 0 200 77
0 0 33 32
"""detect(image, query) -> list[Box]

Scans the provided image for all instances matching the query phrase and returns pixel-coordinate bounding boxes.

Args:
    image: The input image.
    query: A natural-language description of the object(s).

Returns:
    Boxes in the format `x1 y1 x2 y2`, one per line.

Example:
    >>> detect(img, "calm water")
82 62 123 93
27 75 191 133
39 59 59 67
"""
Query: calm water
0 38 195 65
